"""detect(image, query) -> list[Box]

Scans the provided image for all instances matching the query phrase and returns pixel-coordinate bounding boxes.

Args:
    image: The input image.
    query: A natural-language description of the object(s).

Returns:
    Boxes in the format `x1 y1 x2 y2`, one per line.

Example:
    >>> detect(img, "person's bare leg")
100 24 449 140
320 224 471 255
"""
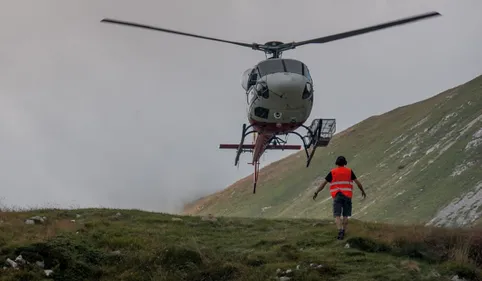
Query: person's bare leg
333 196 344 239
335 216 344 239
342 217 349 231
340 196 352 239
335 216 342 230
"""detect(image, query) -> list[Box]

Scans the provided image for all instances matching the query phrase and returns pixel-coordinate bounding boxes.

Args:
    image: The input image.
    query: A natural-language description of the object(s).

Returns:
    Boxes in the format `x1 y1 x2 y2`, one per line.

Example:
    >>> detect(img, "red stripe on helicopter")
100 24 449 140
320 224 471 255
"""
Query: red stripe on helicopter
218 144 301 150
248 119 305 134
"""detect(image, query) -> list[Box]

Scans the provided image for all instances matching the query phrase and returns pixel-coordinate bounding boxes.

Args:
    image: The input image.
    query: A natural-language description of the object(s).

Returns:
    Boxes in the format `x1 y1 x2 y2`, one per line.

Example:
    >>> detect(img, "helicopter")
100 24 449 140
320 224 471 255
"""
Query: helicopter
100 11 441 194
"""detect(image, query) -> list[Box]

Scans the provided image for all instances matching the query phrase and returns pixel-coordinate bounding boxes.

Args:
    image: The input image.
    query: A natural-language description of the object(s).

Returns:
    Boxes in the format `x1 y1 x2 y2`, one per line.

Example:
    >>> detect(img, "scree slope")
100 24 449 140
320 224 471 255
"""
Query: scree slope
183 74 482 228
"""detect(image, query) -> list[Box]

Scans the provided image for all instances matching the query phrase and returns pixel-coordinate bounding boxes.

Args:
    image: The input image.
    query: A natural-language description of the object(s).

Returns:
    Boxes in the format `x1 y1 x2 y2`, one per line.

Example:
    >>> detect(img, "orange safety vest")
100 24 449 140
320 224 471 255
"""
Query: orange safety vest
329 166 354 198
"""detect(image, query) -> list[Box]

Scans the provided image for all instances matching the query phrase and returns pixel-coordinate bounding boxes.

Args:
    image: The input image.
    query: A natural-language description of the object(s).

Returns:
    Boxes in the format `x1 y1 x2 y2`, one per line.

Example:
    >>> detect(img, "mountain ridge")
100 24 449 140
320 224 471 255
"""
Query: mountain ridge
183 74 482 228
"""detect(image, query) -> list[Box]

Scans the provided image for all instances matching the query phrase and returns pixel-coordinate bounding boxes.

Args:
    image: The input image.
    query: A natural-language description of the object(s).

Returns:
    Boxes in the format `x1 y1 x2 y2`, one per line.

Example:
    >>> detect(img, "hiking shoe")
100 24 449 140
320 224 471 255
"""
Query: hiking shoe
337 229 345 240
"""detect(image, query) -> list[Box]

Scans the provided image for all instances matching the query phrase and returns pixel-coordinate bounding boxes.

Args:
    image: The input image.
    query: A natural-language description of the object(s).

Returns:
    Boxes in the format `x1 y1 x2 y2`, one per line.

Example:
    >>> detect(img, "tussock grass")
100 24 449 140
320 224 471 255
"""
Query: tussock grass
0 208 481 281
351 221 482 265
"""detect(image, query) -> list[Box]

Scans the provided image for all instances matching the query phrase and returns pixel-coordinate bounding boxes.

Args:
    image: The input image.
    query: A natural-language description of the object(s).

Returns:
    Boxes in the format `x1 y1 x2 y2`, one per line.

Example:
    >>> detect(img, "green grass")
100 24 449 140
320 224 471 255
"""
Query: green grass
184 74 482 227
1 209 481 281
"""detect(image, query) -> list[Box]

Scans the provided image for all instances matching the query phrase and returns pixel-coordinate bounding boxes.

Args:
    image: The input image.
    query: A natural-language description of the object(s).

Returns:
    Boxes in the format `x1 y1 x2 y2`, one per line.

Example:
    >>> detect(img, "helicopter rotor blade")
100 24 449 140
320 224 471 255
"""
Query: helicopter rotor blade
101 18 255 49
292 11 441 47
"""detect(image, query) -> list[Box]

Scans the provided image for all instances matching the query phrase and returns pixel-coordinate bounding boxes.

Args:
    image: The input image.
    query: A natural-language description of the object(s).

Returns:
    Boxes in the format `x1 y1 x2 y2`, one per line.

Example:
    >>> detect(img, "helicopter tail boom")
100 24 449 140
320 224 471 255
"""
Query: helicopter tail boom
219 125 303 194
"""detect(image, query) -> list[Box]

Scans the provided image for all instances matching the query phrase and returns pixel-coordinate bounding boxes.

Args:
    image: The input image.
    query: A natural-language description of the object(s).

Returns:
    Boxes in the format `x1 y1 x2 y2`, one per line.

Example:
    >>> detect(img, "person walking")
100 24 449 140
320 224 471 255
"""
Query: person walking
312 156 366 240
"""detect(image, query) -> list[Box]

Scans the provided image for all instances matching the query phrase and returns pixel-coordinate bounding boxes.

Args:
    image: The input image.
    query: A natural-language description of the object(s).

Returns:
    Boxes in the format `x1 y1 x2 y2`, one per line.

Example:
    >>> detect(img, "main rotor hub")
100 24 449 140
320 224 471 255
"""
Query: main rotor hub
260 41 292 59
265 41 284 47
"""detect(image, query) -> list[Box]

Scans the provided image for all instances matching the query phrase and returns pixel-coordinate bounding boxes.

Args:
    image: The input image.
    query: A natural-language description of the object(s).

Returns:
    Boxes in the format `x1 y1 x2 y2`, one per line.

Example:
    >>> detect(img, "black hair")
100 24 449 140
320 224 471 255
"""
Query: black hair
335 156 347 166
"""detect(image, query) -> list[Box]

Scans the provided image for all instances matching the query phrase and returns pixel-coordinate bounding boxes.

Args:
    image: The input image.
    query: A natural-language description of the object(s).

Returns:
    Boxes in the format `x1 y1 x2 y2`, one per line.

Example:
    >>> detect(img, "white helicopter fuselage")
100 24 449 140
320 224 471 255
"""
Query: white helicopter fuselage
241 58 314 134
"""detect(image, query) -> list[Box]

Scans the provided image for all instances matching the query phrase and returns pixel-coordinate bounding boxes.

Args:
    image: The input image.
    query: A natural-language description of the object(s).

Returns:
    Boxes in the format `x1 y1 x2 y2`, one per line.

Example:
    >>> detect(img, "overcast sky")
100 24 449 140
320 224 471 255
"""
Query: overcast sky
1 0 481 213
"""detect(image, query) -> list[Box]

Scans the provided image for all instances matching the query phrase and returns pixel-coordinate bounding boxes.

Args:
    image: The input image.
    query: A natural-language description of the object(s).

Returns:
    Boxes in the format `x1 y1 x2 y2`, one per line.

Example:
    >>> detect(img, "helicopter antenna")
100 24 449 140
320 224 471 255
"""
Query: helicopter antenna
100 11 441 58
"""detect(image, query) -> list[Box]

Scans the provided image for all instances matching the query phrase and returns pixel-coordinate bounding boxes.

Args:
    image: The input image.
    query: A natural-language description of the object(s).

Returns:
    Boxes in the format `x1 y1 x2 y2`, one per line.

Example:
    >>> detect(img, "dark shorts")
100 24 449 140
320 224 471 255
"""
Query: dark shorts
333 192 352 217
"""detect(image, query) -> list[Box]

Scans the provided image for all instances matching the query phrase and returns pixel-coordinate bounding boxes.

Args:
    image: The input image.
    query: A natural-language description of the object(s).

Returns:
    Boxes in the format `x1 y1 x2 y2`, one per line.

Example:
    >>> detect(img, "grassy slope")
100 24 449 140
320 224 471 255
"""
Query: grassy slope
0 209 481 281
183 75 482 227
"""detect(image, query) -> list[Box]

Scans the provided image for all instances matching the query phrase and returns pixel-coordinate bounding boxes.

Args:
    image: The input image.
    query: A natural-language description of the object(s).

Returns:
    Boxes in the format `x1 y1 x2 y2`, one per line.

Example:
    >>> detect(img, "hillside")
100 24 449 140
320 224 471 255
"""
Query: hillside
183 75 482 227
0 209 481 281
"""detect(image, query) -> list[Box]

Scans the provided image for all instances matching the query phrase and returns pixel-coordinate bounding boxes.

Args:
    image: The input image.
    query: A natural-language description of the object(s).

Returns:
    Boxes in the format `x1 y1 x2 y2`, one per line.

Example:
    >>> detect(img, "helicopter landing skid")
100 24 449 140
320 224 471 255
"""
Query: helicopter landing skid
219 124 301 194
219 124 302 167
218 118 336 194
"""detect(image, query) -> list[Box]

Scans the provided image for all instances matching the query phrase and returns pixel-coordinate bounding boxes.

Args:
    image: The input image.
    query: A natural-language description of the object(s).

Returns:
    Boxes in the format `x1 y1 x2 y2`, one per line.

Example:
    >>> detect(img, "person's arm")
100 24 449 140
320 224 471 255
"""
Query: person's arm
313 172 331 199
314 180 328 194
351 170 366 197
354 179 366 193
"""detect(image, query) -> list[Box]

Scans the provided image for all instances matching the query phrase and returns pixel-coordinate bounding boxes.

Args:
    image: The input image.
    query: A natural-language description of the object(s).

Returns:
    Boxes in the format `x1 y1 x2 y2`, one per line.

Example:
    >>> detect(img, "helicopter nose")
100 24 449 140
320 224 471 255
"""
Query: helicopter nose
265 73 306 96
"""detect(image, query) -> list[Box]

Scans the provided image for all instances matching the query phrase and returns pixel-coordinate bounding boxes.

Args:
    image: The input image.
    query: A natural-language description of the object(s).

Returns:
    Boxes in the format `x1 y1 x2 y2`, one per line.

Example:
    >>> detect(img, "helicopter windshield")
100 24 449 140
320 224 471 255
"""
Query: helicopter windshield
256 59 311 80
256 59 284 76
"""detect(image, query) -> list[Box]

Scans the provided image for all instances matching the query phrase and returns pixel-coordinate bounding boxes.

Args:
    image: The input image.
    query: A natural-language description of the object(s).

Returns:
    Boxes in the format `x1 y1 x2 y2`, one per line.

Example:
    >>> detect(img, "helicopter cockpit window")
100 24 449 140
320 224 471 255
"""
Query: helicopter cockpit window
247 68 259 88
303 64 312 81
256 59 285 77
256 59 312 80
282 59 303 75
